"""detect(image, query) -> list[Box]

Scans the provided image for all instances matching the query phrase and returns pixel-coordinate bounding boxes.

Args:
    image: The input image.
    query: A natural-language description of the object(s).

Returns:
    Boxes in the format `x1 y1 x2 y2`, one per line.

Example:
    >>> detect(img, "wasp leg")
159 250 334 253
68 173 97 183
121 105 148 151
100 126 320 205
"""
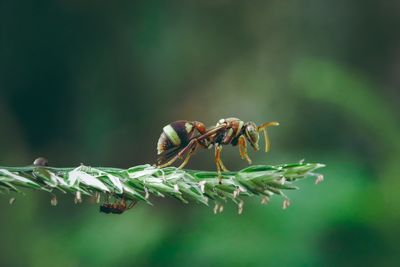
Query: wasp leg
215 145 229 172
214 145 222 183
178 143 198 169
158 139 198 168
238 135 252 164
218 150 229 172
157 146 192 167
127 200 137 209
157 153 181 168
257 122 279 152
214 145 229 184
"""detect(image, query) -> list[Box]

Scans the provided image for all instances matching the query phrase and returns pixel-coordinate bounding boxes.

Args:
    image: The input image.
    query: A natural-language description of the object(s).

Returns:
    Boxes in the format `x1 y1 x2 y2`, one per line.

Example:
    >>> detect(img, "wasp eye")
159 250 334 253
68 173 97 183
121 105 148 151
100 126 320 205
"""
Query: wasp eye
249 130 259 143
245 124 259 144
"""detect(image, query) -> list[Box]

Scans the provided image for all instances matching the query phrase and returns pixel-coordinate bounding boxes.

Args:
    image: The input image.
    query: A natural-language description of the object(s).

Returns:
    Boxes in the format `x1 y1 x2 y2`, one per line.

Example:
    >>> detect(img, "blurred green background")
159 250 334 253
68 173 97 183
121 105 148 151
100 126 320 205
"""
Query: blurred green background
1 1 400 266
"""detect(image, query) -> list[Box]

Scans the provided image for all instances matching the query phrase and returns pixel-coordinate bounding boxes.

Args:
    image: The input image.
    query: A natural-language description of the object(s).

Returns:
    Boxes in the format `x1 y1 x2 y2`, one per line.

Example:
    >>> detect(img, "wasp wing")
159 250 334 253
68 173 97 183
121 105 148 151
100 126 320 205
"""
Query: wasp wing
156 146 183 165
157 123 228 166
196 124 227 142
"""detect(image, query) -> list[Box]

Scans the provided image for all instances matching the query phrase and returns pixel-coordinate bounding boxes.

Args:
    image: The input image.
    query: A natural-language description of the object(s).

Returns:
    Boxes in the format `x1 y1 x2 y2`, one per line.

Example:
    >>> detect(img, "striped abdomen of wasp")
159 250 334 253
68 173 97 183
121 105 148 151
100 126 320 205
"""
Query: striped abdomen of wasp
156 118 279 174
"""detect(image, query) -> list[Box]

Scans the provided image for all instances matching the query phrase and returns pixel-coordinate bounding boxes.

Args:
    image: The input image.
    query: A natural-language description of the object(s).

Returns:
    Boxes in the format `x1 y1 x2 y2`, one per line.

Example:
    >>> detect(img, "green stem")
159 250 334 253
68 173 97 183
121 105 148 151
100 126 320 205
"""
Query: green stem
0 162 325 213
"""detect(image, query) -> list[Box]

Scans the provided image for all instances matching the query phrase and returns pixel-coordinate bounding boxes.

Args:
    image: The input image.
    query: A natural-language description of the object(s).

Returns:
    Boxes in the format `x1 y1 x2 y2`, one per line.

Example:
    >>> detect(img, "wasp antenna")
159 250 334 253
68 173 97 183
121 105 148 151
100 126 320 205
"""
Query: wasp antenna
262 128 270 152
257 121 279 152
257 121 279 131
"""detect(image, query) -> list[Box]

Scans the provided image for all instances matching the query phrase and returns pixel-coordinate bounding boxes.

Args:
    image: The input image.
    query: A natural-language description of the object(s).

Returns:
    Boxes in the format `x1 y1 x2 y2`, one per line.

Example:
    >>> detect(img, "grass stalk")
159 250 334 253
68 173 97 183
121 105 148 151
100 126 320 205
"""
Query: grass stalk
0 162 325 213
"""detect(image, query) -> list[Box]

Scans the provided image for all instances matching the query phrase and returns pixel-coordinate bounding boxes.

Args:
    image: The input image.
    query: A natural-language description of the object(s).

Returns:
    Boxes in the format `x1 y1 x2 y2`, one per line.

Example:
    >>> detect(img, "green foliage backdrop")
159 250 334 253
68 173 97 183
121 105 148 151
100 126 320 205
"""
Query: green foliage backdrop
1 1 399 267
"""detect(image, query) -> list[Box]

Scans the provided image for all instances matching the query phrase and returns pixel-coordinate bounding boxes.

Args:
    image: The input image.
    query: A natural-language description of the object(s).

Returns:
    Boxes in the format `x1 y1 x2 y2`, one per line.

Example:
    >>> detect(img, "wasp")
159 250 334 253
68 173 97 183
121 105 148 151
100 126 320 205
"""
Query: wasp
156 118 279 173
99 198 137 214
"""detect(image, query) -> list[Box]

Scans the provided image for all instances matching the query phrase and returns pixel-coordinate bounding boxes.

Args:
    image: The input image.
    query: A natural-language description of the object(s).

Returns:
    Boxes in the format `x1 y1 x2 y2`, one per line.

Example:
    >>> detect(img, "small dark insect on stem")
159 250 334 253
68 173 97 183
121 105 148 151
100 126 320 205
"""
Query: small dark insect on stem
99 197 137 214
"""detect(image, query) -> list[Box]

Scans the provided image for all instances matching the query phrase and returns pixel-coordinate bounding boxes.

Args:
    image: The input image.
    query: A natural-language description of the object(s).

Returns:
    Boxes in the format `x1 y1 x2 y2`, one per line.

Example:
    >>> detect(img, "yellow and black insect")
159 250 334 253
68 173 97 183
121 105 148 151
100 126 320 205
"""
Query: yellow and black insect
156 118 279 173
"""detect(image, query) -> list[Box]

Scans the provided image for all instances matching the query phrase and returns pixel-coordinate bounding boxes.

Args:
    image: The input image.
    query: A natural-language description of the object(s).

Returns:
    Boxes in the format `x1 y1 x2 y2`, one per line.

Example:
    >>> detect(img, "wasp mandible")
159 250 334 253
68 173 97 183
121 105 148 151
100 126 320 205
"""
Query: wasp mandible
156 118 279 173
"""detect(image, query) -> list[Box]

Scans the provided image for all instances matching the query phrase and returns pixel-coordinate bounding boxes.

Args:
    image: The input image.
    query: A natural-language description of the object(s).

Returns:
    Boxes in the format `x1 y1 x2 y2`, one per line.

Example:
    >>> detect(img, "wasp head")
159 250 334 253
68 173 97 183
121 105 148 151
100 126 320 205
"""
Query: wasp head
244 122 260 151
